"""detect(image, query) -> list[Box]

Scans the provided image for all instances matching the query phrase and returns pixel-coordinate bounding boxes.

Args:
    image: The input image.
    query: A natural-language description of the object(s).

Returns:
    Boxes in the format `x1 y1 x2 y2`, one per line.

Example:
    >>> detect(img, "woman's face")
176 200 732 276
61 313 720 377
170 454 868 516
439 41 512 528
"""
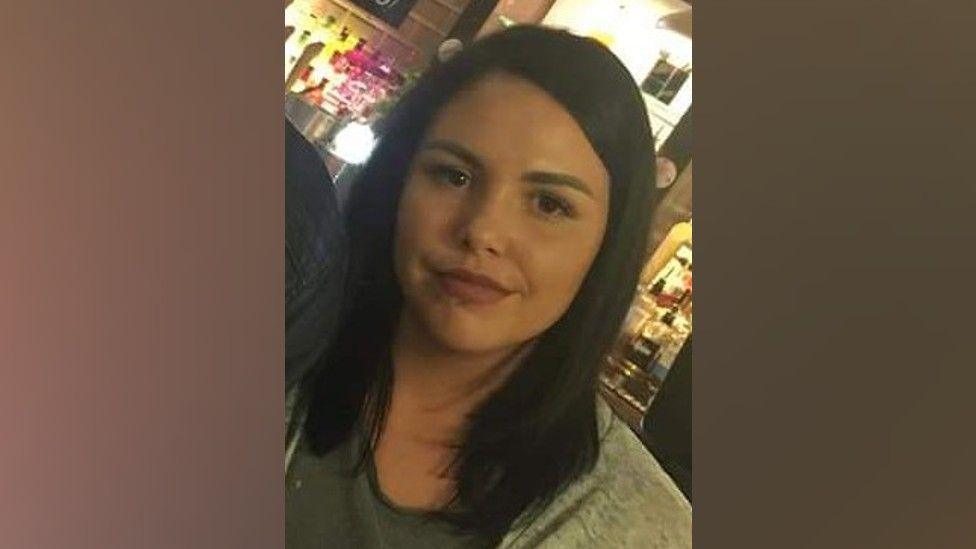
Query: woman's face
394 72 611 355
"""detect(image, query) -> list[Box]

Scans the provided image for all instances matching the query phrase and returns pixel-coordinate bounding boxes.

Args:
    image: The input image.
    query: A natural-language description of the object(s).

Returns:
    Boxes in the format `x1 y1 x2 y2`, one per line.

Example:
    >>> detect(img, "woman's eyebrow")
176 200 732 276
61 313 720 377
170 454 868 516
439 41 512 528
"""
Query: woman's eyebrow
421 140 596 199
524 171 596 199
422 139 483 170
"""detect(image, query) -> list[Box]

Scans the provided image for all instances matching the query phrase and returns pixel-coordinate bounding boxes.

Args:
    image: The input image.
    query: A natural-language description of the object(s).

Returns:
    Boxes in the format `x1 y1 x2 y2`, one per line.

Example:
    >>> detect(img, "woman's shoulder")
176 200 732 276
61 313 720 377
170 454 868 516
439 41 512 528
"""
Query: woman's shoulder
501 399 691 548
588 404 692 545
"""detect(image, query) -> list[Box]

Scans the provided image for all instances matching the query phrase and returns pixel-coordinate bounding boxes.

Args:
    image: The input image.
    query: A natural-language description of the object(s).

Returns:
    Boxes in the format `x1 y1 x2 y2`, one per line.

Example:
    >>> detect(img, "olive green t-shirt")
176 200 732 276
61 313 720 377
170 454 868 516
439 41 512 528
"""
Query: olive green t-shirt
286 429 489 549
286 398 692 548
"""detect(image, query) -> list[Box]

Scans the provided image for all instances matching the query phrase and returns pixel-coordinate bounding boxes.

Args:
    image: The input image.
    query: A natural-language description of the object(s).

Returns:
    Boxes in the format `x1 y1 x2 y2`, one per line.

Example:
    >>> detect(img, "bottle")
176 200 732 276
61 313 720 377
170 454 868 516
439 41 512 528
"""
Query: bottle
649 278 666 297
661 309 676 327
657 256 683 283
676 288 691 308
625 332 661 373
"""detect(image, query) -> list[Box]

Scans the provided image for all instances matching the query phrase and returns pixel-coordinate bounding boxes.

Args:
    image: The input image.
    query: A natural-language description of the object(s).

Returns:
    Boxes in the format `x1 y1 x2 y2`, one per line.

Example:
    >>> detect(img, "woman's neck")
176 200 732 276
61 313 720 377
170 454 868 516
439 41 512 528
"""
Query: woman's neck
389 308 526 417
372 308 531 510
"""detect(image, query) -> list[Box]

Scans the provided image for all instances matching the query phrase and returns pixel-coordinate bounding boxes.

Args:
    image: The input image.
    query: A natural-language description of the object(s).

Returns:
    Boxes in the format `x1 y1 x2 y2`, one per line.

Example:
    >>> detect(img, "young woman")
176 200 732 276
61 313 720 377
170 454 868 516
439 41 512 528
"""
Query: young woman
286 26 691 548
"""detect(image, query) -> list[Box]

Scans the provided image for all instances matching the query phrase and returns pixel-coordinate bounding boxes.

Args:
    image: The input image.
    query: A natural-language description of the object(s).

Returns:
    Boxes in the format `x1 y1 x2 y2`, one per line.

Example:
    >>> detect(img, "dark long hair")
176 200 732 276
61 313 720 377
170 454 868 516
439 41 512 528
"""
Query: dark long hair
305 25 658 543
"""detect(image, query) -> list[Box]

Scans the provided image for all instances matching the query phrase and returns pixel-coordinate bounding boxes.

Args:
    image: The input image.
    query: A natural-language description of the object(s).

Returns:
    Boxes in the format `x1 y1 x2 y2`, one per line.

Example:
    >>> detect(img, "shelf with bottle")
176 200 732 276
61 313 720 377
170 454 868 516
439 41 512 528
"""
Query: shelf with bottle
599 361 654 416
287 0 424 68
285 1 425 117
287 29 413 124
286 13 345 74
601 241 692 412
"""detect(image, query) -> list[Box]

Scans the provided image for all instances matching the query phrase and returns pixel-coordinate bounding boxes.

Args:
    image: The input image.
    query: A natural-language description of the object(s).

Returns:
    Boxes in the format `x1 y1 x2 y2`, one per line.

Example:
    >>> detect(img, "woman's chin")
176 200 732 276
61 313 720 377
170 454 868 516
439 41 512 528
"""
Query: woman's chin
420 315 519 357
408 296 528 357
431 326 514 356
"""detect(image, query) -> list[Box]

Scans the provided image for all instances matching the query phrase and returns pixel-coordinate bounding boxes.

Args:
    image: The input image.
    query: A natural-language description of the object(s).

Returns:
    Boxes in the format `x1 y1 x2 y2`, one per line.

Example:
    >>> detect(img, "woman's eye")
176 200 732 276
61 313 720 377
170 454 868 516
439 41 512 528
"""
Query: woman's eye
427 165 471 187
533 193 575 219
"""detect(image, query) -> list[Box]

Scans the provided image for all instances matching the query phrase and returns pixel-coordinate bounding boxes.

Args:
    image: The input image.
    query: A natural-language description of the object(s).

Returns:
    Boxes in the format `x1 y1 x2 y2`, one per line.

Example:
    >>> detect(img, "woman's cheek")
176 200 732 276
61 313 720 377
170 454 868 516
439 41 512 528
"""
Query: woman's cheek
394 187 428 287
535 237 599 305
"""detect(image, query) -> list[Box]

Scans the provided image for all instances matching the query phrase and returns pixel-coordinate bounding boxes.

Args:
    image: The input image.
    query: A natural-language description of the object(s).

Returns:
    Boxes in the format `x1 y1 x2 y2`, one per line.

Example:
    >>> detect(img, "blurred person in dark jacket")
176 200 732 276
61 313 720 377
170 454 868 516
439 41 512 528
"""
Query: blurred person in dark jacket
285 119 348 394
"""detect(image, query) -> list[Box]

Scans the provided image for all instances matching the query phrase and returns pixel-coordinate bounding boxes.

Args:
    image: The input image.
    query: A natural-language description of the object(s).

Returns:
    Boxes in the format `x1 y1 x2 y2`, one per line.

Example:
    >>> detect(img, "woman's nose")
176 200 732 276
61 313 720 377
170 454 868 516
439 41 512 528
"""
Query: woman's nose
454 187 512 257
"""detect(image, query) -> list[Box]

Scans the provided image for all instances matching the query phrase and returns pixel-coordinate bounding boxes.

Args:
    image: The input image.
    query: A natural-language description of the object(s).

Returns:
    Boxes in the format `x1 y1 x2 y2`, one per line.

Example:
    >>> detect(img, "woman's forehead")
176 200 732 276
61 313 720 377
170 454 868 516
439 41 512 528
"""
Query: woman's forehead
422 74 610 185
432 72 564 129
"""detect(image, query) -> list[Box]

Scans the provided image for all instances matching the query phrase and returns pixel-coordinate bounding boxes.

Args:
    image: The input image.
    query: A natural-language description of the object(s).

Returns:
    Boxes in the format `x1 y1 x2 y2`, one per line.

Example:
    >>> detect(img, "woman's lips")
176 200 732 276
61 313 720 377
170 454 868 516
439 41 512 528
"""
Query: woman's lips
436 270 513 304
